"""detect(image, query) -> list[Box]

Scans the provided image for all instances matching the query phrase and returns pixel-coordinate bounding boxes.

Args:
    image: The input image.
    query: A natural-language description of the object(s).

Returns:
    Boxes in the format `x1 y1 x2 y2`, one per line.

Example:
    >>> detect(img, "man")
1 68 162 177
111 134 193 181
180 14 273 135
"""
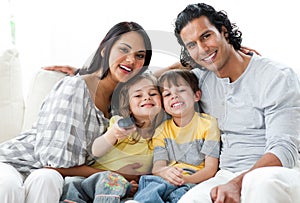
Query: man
174 3 300 203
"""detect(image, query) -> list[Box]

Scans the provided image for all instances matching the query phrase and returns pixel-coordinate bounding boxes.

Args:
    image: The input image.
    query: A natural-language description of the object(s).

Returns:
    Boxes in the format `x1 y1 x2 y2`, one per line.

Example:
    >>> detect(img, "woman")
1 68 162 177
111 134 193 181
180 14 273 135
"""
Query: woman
0 21 152 203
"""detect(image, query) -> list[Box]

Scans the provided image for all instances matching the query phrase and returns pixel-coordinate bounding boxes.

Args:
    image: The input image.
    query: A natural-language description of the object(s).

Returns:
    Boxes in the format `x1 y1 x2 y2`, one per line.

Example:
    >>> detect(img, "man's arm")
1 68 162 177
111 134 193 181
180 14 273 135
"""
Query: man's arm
42 65 78 75
211 153 281 203
211 68 300 203
152 62 191 78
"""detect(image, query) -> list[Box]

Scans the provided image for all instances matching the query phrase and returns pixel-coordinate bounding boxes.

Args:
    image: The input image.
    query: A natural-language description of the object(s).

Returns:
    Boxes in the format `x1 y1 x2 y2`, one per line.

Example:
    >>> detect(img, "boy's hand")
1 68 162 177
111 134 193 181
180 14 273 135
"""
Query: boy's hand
161 166 184 186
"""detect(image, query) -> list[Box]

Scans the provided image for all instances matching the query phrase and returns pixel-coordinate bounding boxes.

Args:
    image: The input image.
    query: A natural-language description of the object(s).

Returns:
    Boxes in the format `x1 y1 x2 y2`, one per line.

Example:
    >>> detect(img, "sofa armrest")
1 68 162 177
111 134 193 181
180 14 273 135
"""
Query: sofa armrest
0 48 24 143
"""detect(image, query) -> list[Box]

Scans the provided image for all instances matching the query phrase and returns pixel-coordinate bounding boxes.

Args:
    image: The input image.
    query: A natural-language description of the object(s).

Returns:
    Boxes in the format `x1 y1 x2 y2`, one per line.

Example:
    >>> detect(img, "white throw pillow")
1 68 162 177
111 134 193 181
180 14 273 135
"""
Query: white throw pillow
0 48 24 142
22 69 66 131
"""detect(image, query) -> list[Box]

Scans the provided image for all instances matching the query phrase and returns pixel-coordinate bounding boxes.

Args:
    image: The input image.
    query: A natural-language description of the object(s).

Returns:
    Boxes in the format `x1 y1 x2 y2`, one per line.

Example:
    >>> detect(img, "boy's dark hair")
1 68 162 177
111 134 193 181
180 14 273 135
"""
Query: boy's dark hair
158 69 200 94
158 69 202 113
174 3 242 68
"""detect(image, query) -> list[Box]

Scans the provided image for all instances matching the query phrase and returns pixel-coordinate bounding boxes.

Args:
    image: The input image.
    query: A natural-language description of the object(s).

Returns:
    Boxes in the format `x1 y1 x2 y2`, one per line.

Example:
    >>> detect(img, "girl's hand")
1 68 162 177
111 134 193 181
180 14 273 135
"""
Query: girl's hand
92 118 136 157
110 119 136 140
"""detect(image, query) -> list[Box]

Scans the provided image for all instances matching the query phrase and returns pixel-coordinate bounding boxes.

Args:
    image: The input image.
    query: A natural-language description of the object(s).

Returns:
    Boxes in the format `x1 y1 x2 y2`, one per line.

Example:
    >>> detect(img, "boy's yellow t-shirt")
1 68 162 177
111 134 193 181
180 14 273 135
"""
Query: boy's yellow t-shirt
152 112 220 175
92 116 153 173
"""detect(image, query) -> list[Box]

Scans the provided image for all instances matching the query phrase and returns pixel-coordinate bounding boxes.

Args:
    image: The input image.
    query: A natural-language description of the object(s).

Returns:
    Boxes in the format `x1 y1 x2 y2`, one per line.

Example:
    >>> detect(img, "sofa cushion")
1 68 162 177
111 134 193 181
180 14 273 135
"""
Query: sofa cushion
0 48 24 142
22 69 66 131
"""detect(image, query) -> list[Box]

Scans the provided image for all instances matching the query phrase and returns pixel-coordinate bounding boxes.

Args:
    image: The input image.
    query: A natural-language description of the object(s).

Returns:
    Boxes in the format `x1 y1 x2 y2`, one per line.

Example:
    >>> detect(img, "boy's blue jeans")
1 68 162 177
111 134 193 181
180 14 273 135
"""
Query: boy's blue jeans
60 171 131 203
134 175 195 203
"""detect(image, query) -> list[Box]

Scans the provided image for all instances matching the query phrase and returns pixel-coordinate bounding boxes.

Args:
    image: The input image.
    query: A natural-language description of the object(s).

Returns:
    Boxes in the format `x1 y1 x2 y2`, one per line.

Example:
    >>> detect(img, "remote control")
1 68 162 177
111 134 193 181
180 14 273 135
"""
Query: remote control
117 116 135 129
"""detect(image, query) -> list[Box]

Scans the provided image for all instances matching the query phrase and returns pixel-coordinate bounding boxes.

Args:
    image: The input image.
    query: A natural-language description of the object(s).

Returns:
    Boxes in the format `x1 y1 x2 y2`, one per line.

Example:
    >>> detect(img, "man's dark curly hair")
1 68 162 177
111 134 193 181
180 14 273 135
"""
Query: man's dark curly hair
174 3 242 68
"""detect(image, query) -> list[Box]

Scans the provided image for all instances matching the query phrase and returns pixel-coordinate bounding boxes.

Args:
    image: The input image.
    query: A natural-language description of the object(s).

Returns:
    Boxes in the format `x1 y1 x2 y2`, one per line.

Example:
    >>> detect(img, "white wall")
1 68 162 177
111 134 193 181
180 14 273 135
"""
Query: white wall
11 0 300 93
0 0 14 52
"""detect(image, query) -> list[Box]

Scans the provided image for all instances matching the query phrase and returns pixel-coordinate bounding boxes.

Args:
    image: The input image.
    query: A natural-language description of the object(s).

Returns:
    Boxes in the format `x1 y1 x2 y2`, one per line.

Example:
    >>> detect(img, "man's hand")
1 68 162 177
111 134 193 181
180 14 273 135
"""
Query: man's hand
210 180 241 203
210 153 282 203
42 65 78 75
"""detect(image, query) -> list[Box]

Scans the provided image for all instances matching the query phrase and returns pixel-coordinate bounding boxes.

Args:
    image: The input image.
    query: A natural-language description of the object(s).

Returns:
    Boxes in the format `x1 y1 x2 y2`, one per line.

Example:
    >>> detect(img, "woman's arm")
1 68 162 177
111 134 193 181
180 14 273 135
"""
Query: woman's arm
46 165 104 178
47 163 143 182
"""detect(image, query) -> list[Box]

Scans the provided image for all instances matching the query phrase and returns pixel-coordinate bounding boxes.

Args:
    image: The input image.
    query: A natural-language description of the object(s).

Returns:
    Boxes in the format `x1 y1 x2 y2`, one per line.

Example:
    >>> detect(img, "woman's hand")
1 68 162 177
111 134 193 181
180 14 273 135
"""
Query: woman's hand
128 180 139 197
117 162 143 176
116 163 143 182
42 65 78 75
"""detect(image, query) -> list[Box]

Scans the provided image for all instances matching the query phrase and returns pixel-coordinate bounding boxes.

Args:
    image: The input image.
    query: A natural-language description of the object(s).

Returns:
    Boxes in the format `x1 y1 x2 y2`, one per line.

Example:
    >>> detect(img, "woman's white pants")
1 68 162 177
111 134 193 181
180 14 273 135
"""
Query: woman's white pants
0 162 64 203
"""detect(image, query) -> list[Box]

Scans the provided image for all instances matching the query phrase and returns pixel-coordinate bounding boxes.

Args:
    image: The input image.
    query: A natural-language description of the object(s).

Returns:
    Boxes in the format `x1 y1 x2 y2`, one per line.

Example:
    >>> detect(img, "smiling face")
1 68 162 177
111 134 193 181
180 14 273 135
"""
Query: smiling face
180 16 231 74
128 78 162 123
161 77 200 118
108 31 147 83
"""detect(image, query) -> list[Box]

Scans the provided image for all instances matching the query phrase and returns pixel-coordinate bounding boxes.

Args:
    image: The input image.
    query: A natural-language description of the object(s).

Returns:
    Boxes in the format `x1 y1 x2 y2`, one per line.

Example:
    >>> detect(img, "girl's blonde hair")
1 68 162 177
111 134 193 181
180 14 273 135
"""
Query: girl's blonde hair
118 73 165 144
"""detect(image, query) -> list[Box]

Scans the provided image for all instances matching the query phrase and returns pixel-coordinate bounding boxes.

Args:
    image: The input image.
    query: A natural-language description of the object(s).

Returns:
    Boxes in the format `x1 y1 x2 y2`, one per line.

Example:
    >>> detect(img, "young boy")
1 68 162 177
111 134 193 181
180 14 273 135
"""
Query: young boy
133 69 220 203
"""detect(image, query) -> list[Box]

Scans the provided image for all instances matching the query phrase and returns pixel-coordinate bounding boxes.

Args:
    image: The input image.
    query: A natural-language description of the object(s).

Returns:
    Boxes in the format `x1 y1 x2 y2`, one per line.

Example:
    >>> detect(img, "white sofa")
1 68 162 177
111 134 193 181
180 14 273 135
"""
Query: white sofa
1 48 299 144
0 48 66 143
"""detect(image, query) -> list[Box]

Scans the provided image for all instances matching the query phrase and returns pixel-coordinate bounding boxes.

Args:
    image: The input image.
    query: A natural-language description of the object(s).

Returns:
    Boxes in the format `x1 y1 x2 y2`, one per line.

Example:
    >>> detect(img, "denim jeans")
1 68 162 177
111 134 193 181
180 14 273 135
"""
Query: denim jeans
61 171 131 203
134 175 195 203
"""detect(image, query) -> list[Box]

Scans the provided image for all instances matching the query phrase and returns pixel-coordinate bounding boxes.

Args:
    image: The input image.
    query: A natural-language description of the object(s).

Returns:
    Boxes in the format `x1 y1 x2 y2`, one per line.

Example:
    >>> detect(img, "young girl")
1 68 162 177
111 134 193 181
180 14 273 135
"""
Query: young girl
61 73 165 203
